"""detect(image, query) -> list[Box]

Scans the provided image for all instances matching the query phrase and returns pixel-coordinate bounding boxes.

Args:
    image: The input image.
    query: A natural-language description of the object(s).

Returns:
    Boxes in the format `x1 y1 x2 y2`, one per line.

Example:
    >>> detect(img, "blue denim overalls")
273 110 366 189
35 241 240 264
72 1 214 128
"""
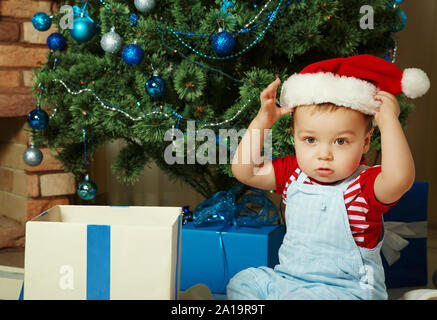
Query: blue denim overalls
227 165 387 300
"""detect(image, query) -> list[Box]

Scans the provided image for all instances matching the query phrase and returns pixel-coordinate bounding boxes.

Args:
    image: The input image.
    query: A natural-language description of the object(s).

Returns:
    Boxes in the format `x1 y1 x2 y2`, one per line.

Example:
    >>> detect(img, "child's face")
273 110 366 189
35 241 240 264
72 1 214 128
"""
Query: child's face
291 105 373 183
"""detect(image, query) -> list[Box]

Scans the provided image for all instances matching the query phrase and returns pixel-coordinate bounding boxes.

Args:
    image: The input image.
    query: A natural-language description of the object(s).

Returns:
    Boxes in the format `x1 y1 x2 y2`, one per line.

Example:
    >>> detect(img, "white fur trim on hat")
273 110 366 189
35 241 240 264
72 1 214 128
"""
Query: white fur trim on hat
402 68 430 99
279 72 380 115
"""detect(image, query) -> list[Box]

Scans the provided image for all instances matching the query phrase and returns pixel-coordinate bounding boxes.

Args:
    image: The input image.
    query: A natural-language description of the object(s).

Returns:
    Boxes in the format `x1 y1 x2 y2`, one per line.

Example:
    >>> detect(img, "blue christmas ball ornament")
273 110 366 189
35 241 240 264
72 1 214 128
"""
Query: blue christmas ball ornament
211 30 235 56
77 174 98 200
27 106 49 130
32 12 52 31
46 32 67 51
69 16 97 43
386 0 404 8
391 9 407 32
146 74 166 98
122 43 144 66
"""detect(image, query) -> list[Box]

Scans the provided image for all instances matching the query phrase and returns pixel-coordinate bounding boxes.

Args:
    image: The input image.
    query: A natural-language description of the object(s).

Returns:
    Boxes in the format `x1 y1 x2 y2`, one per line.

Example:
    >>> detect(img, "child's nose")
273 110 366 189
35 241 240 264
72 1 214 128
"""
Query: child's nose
317 146 333 161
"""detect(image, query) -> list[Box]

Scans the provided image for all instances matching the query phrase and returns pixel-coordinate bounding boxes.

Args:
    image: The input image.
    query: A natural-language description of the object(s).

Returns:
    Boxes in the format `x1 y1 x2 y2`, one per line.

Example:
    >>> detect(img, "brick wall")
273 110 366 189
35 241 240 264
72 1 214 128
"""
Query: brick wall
0 0 56 117
0 0 75 229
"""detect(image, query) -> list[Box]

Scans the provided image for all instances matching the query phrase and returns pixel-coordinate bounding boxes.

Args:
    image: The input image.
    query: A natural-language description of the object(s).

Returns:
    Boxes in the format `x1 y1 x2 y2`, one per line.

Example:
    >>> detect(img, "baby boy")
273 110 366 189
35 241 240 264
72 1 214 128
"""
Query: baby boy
228 54 430 299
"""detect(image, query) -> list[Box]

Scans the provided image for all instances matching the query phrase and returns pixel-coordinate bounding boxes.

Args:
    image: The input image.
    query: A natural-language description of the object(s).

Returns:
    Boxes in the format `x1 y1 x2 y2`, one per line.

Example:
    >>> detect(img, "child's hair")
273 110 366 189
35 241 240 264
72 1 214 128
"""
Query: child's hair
291 103 374 133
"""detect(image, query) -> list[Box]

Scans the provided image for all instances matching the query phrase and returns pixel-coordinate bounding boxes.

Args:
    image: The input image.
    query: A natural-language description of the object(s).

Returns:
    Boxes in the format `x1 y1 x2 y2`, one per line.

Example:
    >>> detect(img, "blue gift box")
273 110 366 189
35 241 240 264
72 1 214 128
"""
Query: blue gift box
180 223 285 294
381 181 429 288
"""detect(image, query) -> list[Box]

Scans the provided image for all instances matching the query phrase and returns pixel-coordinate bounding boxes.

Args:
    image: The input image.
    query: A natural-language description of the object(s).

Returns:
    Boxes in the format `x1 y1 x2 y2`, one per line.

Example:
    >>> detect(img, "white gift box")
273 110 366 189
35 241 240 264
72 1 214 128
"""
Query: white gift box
23 205 182 300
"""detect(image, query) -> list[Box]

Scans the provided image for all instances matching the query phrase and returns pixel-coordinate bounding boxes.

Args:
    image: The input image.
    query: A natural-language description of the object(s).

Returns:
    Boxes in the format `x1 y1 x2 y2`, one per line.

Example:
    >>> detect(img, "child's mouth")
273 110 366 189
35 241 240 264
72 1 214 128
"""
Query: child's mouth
315 168 334 176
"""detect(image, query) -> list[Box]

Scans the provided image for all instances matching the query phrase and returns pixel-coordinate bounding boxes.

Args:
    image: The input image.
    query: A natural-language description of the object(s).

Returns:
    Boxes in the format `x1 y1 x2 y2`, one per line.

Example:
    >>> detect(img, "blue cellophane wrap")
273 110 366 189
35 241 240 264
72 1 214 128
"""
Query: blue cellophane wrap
180 222 285 293
381 181 429 288
192 183 280 228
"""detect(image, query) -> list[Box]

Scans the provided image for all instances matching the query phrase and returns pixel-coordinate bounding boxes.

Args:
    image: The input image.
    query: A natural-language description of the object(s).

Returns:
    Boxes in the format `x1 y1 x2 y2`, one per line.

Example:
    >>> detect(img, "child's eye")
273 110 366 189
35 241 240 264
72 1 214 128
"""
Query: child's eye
335 138 348 145
304 137 316 144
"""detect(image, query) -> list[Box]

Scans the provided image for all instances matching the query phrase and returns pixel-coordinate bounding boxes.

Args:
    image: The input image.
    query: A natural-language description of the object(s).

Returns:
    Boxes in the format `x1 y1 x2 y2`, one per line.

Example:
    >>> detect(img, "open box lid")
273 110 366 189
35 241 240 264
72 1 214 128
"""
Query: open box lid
29 205 182 228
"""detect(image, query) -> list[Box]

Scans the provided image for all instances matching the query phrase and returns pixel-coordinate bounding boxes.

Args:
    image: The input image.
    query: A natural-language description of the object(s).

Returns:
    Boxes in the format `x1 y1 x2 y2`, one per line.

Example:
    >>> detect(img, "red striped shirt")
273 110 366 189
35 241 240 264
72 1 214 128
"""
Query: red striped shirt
272 156 399 249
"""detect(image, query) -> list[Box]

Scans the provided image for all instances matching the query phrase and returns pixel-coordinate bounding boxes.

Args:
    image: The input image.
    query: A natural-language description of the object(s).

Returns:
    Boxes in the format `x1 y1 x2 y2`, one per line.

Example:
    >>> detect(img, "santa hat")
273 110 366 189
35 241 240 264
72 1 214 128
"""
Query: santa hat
279 54 430 115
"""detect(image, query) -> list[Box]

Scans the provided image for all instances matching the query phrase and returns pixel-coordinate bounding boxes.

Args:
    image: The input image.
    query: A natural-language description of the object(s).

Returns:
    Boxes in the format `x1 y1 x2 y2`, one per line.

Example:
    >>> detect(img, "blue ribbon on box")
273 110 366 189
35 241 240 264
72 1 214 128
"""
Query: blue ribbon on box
192 183 279 228
87 225 111 300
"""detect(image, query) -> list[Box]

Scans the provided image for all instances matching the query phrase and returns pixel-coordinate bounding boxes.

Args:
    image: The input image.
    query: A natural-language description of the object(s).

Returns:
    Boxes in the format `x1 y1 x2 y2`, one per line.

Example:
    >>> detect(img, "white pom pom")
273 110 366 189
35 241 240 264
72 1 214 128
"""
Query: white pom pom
402 68 430 99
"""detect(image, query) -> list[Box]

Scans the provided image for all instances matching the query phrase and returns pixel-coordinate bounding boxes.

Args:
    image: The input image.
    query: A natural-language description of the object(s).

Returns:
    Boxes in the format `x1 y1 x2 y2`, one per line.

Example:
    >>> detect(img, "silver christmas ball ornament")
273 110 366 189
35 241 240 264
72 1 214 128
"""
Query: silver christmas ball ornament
134 0 156 13
23 145 43 166
100 27 122 53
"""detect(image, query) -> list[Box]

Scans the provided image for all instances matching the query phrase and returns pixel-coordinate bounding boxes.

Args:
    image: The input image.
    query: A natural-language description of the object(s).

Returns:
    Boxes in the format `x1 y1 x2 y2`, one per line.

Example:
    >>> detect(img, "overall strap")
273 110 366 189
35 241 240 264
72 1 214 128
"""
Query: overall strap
296 168 308 184
336 165 369 193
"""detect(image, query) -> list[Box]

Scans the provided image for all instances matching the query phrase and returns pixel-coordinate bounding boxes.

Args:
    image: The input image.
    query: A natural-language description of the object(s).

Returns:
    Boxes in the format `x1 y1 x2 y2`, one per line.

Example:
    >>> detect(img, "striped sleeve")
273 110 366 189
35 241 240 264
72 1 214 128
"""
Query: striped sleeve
344 165 400 248
272 156 299 203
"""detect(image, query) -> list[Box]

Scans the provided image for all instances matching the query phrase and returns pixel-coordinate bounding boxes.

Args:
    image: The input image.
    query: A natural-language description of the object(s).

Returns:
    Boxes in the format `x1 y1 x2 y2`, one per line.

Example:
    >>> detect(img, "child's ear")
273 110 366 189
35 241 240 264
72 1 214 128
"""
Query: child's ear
363 128 374 154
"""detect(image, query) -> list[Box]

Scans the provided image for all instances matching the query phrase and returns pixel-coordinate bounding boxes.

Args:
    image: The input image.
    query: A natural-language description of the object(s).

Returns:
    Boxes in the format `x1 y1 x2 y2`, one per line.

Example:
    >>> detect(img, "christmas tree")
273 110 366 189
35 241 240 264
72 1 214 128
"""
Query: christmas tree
28 0 412 200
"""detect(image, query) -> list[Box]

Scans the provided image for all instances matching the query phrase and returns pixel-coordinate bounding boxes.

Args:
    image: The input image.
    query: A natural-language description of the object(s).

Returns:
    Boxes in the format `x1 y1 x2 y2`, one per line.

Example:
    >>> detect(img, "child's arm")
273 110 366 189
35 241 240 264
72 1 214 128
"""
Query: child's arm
373 90 415 204
232 78 294 190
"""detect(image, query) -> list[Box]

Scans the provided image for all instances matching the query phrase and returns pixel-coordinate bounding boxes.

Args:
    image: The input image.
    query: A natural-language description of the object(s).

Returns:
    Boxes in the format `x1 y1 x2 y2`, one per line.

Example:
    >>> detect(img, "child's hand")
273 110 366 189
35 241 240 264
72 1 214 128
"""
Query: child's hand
256 78 295 128
373 90 400 128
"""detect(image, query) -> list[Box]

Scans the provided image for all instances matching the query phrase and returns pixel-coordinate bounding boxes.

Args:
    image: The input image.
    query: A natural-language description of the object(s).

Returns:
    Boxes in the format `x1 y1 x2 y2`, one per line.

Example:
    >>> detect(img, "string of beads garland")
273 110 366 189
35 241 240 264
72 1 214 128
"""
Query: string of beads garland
172 0 290 37
162 0 284 60
158 30 244 84
45 79 251 132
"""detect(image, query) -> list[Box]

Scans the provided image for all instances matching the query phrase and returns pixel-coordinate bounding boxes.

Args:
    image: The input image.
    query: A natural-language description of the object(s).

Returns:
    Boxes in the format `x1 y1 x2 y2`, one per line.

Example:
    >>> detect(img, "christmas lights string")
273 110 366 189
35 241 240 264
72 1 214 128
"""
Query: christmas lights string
384 35 397 63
